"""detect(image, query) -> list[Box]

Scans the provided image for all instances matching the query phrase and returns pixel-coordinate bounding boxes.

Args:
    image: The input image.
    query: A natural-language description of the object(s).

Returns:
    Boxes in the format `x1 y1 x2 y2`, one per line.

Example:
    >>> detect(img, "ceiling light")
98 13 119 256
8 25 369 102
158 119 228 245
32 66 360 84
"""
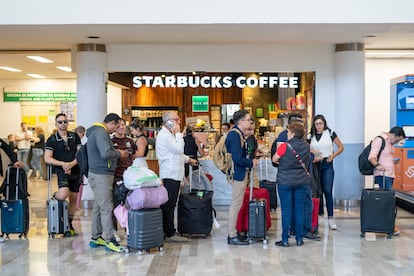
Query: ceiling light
56 66 72 72
365 50 414 58
26 73 46 78
26 56 53 63
0 66 22 72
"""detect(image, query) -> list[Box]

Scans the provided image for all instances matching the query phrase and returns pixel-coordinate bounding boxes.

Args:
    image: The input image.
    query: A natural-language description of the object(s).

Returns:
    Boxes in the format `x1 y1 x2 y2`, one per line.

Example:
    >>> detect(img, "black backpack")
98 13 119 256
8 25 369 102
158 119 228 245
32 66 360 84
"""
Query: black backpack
358 136 385 175
76 143 88 177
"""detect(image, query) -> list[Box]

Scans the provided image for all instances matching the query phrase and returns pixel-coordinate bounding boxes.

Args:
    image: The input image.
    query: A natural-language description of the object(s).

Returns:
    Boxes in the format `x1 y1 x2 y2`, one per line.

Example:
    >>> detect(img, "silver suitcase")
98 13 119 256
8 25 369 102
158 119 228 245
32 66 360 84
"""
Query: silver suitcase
46 165 70 238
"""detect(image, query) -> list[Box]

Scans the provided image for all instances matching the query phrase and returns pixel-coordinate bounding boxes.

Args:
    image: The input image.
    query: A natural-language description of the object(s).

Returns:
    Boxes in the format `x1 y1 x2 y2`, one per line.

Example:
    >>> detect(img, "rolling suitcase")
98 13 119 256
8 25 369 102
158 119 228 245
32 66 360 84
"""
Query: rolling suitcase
0 167 29 239
360 175 396 238
46 165 70 238
236 181 271 233
127 208 164 254
259 158 277 211
178 165 214 237
247 170 268 244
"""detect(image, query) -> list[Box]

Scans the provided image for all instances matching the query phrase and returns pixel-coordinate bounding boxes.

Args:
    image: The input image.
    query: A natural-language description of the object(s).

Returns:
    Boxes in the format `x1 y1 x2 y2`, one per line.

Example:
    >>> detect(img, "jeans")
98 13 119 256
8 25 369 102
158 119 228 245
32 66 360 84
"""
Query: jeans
30 148 44 177
278 184 307 243
316 159 335 217
290 184 312 234
160 179 181 237
17 148 31 172
374 176 394 190
88 172 116 241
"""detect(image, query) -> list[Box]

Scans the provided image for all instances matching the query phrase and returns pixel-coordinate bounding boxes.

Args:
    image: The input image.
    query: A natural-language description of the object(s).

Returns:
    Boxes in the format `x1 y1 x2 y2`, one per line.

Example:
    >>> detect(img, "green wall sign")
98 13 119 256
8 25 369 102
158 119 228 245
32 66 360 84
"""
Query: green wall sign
192 95 209 112
3 92 76 102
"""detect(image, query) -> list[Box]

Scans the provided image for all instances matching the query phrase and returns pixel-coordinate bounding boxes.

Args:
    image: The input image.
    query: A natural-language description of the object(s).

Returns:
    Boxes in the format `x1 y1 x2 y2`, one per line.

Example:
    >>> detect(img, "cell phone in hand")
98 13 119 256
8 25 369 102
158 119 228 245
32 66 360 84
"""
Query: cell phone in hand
166 120 175 129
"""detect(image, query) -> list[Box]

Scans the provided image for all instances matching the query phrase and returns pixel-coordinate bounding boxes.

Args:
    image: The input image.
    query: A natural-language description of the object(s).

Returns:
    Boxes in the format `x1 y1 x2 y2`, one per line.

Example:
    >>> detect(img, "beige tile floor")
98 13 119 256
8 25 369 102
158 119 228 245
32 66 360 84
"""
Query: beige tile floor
1 177 414 276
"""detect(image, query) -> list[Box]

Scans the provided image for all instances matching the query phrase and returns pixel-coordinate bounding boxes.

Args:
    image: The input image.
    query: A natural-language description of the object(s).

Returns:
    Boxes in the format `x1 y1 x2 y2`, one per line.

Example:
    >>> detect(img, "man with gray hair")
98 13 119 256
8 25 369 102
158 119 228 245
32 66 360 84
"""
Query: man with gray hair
156 111 198 242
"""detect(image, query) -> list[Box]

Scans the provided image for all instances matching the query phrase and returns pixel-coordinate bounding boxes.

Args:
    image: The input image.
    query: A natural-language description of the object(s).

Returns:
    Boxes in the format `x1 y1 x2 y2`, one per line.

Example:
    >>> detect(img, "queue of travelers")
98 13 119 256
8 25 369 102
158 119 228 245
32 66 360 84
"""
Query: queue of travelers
0 109 406 252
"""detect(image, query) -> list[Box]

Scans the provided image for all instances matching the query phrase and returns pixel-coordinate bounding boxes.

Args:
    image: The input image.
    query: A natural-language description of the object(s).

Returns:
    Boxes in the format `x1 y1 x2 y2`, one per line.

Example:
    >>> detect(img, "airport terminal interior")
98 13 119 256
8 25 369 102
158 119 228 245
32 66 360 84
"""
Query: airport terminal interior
1 176 414 276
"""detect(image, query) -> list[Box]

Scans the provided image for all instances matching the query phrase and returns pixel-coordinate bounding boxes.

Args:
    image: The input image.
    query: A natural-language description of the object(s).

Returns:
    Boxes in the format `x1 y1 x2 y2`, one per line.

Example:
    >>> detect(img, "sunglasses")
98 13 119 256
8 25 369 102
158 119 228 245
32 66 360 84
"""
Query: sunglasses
57 120 68 124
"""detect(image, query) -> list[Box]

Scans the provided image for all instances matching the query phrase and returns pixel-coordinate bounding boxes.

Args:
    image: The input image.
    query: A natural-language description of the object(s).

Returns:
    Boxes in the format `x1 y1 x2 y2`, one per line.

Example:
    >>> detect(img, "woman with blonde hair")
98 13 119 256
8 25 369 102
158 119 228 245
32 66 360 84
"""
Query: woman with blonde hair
129 119 149 168
31 126 45 179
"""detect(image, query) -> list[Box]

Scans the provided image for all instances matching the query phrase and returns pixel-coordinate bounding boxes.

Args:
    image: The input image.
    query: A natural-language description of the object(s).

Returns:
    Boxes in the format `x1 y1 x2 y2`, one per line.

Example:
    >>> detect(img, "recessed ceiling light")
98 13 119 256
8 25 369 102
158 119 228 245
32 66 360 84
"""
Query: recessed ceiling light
26 73 46 79
56 66 72 72
0 66 22 72
27 56 53 63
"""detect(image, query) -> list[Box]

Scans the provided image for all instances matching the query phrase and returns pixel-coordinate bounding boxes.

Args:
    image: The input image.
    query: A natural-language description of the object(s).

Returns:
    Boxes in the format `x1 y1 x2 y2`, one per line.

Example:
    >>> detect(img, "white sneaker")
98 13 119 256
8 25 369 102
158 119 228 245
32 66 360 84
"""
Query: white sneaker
328 219 337 230
0 237 5 243
27 169 33 178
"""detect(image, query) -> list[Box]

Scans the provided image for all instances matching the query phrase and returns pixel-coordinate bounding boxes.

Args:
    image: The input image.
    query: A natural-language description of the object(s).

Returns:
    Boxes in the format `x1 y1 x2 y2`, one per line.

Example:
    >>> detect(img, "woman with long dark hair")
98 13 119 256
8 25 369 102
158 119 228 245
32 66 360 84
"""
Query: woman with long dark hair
308 114 344 230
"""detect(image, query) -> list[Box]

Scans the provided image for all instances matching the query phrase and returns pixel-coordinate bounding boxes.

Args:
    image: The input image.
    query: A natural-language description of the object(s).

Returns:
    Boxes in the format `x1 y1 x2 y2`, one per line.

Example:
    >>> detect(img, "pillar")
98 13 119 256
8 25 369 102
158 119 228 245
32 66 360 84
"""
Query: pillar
76 43 107 129
333 43 365 208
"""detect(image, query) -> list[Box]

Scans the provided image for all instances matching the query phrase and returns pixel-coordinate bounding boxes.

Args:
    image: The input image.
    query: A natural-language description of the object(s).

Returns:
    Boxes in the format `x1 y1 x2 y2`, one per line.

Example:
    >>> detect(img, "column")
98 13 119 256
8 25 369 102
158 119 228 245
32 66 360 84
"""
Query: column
334 43 365 208
76 43 107 129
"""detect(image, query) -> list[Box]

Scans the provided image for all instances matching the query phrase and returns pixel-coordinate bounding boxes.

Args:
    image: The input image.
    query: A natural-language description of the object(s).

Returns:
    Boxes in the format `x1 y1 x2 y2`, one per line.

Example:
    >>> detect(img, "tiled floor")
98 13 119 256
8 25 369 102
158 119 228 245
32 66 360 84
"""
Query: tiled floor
1 177 414 276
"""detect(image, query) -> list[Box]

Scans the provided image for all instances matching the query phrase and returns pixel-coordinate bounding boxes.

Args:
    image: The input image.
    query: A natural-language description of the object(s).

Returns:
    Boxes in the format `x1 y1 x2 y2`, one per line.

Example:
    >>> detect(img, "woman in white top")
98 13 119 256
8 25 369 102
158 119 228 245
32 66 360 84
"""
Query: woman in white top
308 114 344 230
129 119 149 168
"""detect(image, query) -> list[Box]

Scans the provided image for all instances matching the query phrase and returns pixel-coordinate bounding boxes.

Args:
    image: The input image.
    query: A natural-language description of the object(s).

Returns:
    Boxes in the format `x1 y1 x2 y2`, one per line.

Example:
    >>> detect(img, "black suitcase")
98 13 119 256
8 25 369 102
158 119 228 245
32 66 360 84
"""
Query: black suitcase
259 158 277 211
0 166 29 199
46 165 70 238
0 167 29 239
360 188 396 238
178 165 214 237
127 208 164 254
248 170 268 244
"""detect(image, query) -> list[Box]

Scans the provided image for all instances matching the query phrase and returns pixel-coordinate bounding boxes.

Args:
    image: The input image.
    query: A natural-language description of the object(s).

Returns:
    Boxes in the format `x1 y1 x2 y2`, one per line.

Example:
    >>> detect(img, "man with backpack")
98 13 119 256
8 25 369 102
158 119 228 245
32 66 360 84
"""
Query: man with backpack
225 109 258 245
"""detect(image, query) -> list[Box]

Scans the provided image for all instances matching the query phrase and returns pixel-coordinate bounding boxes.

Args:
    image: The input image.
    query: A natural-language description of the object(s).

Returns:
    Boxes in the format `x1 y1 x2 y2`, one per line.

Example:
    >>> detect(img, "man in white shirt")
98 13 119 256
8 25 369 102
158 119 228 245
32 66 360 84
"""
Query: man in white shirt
15 122 33 176
156 111 197 242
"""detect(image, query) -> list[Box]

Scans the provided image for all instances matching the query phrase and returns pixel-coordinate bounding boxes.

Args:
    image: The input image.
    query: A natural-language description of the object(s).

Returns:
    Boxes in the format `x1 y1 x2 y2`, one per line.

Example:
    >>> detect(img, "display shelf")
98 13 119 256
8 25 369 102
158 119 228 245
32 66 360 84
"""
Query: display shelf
131 106 178 128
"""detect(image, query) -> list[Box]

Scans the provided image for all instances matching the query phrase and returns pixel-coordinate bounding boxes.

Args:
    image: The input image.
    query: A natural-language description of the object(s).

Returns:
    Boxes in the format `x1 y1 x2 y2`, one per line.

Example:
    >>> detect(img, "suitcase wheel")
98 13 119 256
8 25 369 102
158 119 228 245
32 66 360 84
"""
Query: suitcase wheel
360 232 365 238
262 239 268 245
159 246 164 252
387 233 393 239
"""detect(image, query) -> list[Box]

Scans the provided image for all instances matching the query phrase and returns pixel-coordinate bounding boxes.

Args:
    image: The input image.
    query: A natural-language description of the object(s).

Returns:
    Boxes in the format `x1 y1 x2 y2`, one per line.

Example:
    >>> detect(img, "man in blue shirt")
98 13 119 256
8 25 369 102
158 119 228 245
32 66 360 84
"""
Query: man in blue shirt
225 109 258 245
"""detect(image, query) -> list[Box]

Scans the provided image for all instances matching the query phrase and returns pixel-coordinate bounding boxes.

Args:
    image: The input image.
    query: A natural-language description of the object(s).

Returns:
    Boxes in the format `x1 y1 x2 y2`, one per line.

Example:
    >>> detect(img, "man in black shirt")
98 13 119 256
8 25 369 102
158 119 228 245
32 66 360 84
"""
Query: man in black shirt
44 113 81 236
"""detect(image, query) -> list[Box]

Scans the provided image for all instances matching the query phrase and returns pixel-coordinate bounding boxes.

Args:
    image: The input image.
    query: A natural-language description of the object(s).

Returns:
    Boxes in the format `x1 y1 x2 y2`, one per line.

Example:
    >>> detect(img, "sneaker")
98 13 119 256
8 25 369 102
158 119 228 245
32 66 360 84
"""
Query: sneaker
89 237 106 248
393 230 400 236
0 237 5 243
328 219 337 230
105 238 126 252
64 229 79 237
164 233 189 243
27 169 33 178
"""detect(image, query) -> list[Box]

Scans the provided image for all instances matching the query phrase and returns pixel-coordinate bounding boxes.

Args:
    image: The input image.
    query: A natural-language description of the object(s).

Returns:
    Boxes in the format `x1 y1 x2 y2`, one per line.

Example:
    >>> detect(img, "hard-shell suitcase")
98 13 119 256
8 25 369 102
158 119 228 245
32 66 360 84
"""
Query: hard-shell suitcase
247 171 268 243
360 176 396 238
258 159 277 211
236 186 271 232
0 167 29 239
46 165 70 238
178 165 214 237
127 208 164 254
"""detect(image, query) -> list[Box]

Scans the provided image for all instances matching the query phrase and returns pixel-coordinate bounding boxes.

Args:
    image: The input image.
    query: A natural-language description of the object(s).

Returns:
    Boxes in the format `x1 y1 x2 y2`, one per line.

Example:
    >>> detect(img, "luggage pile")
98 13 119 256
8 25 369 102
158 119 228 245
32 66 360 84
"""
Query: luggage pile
117 166 168 254
0 166 30 239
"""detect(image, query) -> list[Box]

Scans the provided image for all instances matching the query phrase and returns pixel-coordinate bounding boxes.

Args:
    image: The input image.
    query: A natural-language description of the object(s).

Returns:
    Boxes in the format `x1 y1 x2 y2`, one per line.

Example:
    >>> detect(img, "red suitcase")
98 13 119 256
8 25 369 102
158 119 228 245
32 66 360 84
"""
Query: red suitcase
236 186 271 232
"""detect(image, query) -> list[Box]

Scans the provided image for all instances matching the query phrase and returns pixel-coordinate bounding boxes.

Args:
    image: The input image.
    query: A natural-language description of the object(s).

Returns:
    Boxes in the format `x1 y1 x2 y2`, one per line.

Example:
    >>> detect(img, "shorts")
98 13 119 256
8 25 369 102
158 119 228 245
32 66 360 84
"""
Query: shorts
56 169 81 193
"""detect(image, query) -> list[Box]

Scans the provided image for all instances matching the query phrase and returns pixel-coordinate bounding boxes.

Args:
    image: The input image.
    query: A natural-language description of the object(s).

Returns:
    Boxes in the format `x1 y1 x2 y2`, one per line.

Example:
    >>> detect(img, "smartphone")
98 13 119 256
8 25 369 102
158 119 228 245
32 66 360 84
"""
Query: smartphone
166 120 175 129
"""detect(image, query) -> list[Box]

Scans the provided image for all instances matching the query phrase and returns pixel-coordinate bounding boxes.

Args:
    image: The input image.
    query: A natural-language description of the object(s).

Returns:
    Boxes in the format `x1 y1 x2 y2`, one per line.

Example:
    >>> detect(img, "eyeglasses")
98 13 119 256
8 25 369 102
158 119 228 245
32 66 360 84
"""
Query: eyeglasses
57 120 68 124
315 122 324 125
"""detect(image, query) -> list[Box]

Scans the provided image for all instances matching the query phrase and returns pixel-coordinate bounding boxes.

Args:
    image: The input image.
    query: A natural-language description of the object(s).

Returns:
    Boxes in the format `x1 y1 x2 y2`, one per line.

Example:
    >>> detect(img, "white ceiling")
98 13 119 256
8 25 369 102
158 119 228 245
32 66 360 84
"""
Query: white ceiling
1 23 414 80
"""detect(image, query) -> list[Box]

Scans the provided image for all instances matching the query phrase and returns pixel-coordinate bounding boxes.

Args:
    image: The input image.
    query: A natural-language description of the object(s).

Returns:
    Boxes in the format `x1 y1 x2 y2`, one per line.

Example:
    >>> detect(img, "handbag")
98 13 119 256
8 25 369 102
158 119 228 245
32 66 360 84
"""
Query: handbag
123 166 161 190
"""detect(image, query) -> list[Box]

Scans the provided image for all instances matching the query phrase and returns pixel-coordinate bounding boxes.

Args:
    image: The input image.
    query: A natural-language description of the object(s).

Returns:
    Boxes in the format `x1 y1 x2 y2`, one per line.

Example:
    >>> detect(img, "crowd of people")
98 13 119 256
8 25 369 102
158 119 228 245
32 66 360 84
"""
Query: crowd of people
0 109 406 251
